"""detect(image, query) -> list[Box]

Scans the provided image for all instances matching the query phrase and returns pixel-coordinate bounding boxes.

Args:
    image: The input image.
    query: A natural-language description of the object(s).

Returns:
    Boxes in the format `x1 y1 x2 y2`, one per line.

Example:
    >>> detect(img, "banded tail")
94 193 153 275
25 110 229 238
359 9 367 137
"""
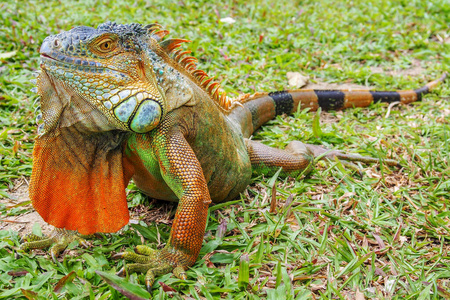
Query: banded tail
229 73 447 138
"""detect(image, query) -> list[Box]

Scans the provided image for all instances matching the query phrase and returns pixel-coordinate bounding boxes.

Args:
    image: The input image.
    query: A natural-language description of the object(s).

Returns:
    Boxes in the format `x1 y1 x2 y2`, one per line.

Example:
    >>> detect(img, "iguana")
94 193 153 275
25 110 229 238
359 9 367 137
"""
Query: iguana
22 21 446 291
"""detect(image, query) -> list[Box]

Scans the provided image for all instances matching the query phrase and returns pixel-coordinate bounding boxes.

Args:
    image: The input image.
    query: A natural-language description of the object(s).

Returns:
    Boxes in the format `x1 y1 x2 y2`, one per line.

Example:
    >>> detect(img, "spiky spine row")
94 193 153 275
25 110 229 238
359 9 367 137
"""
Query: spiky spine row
152 24 233 110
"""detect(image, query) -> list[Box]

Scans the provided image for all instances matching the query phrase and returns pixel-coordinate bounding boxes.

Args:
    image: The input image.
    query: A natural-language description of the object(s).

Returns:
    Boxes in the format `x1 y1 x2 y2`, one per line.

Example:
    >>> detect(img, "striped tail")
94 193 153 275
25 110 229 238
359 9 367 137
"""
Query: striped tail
229 73 447 138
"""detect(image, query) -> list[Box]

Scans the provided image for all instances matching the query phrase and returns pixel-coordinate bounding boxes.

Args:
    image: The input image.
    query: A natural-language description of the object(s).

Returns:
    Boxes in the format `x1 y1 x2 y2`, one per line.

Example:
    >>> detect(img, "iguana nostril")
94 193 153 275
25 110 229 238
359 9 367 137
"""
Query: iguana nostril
53 39 61 48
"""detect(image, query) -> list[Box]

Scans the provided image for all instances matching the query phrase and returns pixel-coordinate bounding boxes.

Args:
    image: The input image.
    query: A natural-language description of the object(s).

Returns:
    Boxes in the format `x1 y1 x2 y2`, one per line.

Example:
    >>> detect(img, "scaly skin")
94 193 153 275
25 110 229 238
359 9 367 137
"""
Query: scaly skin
22 22 446 291
20 228 91 262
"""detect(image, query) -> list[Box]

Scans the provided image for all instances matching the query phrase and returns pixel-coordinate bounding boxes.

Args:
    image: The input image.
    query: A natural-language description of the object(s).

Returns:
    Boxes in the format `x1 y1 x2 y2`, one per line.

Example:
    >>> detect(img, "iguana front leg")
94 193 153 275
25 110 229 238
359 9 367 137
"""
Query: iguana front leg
247 139 399 177
115 125 211 291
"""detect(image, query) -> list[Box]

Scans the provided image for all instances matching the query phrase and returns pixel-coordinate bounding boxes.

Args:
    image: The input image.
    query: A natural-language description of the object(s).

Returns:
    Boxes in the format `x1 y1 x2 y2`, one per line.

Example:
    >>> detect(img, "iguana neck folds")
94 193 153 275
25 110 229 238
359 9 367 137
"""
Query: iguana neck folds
145 45 196 111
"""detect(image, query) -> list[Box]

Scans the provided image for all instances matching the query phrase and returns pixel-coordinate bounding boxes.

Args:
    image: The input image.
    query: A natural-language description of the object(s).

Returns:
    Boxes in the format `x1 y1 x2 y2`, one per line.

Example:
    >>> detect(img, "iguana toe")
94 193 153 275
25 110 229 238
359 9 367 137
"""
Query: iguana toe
339 160 364 178
49 239 71 262
112 251 152 264
172 265 187 280
20 233 55 251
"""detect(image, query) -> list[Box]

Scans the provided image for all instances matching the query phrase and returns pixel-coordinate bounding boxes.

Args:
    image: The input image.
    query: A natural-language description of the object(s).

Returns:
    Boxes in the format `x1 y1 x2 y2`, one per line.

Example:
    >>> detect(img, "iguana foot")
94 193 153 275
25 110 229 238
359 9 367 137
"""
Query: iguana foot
20 228 90 262
295 141 399 166
247 139 399 177
113 245 188 291
288 141 400 176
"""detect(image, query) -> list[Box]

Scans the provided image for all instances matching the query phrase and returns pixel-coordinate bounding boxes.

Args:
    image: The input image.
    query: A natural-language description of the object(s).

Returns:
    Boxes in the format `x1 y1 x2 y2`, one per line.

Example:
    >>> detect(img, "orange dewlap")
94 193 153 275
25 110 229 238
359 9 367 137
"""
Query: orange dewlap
29 134 134 235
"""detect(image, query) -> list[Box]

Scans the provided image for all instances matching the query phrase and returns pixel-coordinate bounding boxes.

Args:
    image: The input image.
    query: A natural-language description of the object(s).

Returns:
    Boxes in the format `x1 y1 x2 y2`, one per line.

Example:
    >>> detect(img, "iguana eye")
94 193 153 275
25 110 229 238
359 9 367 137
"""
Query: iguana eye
98 39 115 52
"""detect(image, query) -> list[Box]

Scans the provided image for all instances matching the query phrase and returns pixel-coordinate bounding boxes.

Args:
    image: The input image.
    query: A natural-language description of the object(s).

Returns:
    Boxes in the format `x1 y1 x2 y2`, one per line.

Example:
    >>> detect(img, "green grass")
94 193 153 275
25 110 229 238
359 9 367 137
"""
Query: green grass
1 0 449 298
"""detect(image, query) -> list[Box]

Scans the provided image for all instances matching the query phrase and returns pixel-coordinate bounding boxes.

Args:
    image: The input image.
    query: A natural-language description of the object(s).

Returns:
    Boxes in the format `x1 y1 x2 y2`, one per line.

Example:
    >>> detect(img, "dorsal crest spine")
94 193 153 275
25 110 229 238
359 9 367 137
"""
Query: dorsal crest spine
146 23 233 110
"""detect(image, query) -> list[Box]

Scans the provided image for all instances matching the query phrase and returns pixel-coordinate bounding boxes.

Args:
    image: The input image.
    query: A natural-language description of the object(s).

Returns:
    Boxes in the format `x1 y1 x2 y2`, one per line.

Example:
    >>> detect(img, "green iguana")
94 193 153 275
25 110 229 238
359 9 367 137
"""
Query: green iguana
22 21 446 290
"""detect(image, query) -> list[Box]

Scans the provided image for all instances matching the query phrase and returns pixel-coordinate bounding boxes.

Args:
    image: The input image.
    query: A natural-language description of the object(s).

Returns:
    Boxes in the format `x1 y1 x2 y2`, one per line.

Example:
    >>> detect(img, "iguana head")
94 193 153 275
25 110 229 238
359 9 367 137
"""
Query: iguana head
38 22 168 134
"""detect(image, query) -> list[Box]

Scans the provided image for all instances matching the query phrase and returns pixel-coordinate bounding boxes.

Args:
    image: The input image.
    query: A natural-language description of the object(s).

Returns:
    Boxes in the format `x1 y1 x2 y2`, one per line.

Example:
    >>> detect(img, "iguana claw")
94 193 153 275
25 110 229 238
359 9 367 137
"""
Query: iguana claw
113 245 188 291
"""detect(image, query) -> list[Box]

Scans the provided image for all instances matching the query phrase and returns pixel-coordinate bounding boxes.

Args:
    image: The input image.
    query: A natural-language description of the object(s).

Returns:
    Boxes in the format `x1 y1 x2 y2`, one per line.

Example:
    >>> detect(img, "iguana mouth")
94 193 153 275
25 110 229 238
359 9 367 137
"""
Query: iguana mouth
39 51 130 84
40 53 56 61
39 53 105 71
39 39 107 70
